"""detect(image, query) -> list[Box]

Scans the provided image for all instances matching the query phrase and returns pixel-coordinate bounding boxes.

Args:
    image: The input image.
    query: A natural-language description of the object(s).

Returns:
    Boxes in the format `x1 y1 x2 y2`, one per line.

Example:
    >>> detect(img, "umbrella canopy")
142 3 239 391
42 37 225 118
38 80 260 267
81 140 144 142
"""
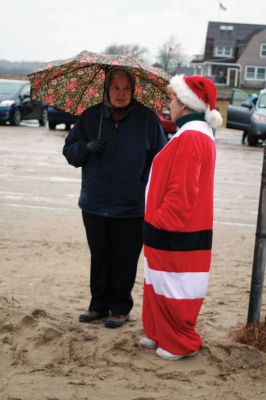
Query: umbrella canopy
27 50 170 115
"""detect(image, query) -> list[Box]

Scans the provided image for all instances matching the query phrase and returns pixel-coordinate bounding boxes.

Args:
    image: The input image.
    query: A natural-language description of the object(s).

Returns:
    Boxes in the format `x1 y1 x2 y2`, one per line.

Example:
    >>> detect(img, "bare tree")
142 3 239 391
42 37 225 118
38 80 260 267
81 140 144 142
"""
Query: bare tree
103 44 149 63
155 37 185 74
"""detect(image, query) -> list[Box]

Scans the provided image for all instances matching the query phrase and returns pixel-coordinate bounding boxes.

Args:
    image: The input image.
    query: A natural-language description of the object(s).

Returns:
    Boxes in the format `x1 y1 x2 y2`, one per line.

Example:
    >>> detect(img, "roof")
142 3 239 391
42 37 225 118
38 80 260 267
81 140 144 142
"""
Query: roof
206 21 266 41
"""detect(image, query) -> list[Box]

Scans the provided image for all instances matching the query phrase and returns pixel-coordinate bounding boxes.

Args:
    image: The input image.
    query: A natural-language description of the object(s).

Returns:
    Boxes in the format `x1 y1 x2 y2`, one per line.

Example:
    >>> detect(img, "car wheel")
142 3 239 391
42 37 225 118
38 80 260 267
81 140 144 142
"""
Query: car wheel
48 121 56 130
10 108 21 126
247 132 258 147
39 108 48 126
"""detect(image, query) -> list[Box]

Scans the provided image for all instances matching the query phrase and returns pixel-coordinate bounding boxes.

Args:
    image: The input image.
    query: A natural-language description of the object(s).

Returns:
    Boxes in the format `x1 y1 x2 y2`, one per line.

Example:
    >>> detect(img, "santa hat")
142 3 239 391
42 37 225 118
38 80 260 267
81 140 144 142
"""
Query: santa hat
169 74 223 129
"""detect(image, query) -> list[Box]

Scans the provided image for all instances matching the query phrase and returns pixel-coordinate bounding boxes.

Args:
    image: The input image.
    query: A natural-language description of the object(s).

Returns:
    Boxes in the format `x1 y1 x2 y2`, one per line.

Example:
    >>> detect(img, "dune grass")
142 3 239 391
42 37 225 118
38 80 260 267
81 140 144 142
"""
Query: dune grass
231 322 266 352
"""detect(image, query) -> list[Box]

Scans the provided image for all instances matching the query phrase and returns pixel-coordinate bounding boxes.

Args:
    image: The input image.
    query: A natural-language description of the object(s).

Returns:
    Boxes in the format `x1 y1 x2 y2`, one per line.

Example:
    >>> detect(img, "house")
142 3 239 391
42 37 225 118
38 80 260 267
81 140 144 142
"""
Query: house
192 21 266 88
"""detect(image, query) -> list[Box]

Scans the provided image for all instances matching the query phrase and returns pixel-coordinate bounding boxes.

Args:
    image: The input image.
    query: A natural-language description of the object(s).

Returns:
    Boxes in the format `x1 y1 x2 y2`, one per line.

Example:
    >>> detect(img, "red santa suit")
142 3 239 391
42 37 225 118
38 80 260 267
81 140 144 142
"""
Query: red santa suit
142 114 216 355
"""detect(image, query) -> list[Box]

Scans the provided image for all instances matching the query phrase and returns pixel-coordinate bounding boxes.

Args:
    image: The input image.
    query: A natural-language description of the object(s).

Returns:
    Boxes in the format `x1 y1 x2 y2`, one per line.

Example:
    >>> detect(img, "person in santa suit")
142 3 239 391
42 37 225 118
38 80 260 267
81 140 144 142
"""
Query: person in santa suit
139 74 223 360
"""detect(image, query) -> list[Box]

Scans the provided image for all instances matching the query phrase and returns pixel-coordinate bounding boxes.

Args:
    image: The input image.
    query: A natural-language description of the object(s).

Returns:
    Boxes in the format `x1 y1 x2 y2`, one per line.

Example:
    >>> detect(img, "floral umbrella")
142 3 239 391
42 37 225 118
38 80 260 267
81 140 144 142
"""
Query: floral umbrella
27 50 170 115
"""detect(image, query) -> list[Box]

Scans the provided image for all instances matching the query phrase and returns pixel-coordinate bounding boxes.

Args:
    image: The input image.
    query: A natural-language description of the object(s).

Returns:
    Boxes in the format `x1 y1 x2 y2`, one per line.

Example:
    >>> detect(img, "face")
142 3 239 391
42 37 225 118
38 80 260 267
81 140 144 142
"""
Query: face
168 90 185 122
108 73 132 108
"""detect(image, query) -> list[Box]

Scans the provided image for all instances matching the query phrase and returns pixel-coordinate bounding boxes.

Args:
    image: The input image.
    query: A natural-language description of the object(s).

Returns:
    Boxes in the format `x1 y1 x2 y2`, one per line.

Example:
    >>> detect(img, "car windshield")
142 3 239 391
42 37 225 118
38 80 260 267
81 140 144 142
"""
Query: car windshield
258 93 266 109
0 81 24 95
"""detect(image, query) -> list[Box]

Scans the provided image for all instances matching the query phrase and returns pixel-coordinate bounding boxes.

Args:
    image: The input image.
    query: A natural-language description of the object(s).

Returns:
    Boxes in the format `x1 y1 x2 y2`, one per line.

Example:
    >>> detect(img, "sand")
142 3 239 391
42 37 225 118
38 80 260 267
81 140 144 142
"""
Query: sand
0 124 265 400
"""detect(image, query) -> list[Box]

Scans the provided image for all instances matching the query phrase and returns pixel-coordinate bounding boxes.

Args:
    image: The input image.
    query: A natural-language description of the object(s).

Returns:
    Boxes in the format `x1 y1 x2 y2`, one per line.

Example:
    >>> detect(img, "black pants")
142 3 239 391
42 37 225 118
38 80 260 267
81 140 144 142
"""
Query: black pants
82 212 143 315
242 130 248 144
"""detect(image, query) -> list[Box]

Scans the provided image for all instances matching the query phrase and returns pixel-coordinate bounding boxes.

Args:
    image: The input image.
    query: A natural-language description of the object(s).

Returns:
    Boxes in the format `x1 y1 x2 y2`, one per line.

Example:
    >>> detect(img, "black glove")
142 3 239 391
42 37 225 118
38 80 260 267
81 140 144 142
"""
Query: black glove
86 139 106 154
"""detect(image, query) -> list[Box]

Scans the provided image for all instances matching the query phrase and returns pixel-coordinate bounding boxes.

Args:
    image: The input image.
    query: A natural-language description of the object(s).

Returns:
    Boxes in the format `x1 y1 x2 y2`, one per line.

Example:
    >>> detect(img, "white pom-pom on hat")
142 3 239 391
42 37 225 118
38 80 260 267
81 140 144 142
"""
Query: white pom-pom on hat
205 106 223 129
169 74 223 129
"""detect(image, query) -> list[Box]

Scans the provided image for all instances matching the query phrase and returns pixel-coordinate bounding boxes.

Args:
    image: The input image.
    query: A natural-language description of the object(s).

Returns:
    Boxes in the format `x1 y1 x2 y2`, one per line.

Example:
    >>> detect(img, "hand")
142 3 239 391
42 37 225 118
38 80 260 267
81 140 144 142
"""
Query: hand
86 139 106 154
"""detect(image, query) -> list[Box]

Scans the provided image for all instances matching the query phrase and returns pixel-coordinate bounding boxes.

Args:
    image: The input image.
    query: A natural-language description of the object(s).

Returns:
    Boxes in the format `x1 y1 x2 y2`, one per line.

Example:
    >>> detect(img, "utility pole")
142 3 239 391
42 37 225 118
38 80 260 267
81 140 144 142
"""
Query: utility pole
247 143 266 325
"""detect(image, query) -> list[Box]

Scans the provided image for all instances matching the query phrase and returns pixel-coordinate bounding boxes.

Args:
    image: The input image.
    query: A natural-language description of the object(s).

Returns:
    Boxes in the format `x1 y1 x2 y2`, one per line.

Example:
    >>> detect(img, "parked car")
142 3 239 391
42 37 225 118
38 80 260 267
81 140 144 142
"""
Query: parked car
0 79 47 126
47 106 78 130
157 110 177 139
47 106 177 138
227 89 266 146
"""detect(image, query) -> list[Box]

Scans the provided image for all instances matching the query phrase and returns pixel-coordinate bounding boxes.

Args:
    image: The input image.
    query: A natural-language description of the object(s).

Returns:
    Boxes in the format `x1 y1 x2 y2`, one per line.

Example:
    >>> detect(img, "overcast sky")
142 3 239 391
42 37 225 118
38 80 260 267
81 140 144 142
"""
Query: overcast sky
1 0 266 63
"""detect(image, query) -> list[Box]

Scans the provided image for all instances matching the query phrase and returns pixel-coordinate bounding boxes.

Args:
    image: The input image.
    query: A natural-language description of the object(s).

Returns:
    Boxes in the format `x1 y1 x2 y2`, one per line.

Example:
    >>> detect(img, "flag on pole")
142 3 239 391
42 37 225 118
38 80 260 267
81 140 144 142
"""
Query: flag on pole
219 2 227 10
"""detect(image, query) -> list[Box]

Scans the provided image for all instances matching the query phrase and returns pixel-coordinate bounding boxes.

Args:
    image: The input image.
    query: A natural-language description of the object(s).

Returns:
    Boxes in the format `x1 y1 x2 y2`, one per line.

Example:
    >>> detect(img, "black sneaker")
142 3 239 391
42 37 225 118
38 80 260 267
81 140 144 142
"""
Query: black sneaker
79 310 109 323
104 314 129 328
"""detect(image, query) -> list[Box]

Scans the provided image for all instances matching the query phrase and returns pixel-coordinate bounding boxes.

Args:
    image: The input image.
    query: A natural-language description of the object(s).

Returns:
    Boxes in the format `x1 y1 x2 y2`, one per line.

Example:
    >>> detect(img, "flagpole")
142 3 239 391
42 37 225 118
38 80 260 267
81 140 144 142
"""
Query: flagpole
217 1 227 20
217 1 220 21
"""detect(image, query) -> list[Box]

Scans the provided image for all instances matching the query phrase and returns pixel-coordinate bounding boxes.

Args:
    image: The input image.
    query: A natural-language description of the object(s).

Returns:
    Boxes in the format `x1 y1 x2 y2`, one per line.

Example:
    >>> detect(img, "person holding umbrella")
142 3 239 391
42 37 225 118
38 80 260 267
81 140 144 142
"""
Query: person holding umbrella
140 75 222 359
63 67 166 328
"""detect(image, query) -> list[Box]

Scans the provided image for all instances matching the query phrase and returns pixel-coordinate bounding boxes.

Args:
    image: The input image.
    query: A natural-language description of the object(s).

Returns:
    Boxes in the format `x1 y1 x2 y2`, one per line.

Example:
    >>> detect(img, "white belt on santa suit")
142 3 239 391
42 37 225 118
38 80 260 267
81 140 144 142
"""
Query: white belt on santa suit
144 257 209 300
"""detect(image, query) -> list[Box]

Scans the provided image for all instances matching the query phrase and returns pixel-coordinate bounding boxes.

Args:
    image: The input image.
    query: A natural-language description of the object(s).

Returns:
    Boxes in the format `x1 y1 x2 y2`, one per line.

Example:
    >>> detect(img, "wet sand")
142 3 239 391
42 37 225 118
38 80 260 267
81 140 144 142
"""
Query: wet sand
0 124 265 400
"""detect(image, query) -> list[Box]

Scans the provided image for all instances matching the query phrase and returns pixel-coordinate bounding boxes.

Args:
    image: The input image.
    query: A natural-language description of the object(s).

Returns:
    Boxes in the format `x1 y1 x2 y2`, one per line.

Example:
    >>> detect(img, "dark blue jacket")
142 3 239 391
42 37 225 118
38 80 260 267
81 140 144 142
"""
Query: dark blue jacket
63 100 166 218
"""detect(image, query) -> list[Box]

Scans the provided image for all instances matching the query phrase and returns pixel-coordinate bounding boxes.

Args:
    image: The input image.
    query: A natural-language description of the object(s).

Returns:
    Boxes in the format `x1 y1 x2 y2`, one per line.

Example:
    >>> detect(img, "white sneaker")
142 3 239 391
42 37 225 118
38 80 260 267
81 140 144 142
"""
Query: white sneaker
156 347 198 361
139 336 157 349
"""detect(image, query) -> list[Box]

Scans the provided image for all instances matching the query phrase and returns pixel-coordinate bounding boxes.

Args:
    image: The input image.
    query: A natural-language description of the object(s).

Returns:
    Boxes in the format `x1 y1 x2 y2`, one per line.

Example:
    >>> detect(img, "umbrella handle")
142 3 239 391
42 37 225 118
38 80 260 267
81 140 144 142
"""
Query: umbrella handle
97 110 103 139
97 73 108 139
